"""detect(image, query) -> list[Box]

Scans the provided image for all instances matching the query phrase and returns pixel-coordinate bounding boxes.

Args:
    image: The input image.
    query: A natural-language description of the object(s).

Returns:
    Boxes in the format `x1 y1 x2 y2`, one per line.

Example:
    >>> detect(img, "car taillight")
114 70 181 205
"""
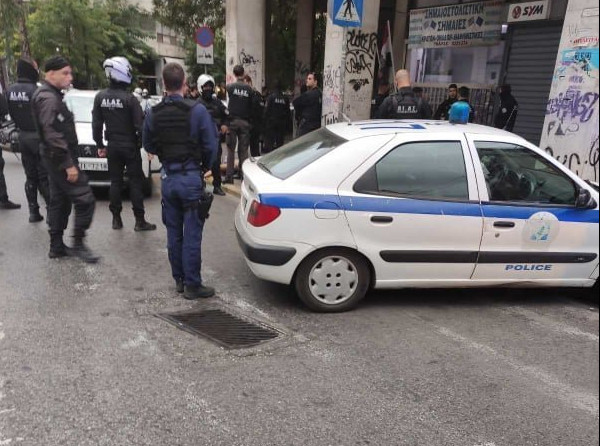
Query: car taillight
247 200 281 227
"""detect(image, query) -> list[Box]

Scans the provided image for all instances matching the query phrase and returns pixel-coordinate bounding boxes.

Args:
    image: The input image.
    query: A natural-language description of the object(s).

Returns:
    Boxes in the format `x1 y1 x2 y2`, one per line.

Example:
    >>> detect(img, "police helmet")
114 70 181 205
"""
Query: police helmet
197 74 215 89
134 87 142 96
103 56 132 84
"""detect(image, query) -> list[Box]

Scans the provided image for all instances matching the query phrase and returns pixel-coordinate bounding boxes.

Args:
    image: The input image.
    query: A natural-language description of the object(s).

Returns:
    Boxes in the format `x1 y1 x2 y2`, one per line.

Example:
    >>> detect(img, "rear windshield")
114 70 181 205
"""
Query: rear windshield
64 94 96 123
257 128 347 179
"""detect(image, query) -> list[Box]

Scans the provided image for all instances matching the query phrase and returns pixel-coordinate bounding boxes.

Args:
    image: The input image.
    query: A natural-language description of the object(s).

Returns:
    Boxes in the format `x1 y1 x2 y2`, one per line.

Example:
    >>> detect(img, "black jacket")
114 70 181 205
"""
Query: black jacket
92 83 143 149
6 59 40 132
31 82 78 169
265 91 291 128
226 79 254 121
376 87 431 119
197 94 229 129
292 88 322 127
433 97 457 120
494 93 518 131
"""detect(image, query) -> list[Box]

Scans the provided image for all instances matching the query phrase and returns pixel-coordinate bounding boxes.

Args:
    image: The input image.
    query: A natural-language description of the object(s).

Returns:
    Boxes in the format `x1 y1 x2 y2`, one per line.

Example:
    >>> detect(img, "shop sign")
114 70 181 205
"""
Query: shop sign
508 1 550 23
408 0 503 49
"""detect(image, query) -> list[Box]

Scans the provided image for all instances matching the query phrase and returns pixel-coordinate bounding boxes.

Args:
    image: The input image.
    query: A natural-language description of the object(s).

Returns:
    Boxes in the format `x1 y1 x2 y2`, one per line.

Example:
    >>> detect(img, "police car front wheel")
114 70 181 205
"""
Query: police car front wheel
294 248 370 312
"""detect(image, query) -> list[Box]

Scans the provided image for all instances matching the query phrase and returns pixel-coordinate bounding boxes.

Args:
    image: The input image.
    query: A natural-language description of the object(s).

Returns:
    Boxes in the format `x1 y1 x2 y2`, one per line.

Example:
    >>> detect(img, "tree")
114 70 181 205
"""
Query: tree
28 0 111 88
152 0 225 34
1 0 31 80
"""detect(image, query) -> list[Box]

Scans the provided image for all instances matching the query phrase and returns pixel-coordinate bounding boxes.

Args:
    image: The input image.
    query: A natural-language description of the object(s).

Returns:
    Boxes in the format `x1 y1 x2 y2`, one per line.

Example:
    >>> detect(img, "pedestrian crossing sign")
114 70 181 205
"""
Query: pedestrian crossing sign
331 0 363 27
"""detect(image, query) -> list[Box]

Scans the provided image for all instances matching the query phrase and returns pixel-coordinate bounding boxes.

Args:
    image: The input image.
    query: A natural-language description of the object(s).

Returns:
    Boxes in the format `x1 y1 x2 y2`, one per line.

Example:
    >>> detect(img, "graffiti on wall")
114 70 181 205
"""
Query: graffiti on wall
343 29 378 120
540 0 599 182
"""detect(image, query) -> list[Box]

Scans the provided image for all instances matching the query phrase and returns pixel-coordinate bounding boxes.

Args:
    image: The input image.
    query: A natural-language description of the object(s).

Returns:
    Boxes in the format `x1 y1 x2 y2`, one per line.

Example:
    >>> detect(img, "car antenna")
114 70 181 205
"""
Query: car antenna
341 112 352 125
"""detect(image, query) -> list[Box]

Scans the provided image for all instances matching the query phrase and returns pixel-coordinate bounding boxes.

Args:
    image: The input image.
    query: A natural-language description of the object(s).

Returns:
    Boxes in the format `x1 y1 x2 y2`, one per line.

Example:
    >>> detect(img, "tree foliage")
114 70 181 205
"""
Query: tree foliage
152 0 225 35
25 0 155 89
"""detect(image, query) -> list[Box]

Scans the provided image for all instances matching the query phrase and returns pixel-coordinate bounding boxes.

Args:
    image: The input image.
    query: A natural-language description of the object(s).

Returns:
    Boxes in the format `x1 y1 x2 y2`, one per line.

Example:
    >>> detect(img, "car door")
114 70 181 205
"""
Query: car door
467 136 599 284
338 134 484 287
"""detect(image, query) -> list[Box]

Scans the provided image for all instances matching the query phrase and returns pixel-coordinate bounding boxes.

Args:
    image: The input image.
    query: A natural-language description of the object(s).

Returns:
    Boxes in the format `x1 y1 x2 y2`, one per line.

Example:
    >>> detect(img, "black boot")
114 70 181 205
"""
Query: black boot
48 233 71 259
28 205 44 223
134 216 157 232
213 186 226 196
71 233 100 264
0 199 21 210
112 213 123 230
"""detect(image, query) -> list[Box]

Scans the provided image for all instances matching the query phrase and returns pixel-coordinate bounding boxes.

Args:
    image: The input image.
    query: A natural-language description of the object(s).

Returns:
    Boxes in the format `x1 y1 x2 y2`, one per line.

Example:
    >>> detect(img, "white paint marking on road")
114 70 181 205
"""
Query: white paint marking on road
0 322 4 342
508 306 599 343
436 326 599 417
120 333 156 352
0 437 12 445
0 409 15 415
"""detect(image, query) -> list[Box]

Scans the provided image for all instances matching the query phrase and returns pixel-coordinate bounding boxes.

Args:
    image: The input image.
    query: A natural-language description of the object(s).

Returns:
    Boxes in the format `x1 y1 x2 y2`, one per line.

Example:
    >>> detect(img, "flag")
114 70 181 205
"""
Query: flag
377 21 394 88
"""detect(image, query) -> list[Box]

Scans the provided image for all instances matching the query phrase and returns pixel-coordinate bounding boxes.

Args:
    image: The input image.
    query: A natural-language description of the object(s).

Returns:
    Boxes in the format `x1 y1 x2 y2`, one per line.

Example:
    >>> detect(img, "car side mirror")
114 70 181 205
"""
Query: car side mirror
575 188 596 209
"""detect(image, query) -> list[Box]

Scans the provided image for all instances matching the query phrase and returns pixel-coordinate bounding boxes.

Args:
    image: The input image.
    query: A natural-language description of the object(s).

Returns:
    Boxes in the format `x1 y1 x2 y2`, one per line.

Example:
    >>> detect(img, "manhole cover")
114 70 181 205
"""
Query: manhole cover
157 309 280 349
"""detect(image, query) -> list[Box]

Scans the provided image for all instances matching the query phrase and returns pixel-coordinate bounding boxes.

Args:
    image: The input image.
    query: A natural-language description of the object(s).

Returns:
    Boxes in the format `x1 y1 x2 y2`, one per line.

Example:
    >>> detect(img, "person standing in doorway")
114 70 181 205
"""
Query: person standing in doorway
31 56 98 262
92 56 156 232
293 72 322 137
494 84 518 131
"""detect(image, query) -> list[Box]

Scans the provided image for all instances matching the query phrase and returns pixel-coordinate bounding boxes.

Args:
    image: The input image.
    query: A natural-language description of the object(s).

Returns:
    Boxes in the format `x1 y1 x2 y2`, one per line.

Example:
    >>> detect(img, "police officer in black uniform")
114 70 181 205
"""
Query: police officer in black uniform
225 65 254 183
143 62 218 299
197 73 229 196
92 56 156 231
7 57 50 221
292 72 322 137
31 56 98 262
0 92 21 210
376 69 432 120
263 80 291 153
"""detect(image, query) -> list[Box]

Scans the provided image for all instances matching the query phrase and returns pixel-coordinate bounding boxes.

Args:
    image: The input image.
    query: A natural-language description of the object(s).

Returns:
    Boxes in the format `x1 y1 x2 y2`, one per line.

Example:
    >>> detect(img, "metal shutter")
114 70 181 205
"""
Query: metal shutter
503 23 563 145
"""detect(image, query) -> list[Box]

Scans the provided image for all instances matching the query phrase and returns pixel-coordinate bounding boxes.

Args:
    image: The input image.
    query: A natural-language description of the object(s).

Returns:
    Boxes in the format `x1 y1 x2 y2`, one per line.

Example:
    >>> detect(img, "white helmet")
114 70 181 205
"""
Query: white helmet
197 74 215 89
103 56 132 84
134 87 142 96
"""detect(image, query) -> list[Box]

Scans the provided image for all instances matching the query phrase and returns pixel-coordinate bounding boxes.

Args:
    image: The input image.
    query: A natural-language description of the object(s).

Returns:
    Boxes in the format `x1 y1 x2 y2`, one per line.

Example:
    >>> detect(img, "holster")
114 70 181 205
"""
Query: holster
197 191 214 220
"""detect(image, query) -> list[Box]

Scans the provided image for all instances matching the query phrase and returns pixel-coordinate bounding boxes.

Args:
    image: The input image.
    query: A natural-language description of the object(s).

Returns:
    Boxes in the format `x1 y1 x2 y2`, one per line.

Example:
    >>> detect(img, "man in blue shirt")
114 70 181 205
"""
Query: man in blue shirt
143 63 218 299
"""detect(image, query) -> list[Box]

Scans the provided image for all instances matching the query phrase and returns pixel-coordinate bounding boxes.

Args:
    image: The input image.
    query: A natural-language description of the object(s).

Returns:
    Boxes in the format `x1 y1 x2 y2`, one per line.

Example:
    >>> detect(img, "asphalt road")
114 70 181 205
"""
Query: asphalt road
1 154 598 446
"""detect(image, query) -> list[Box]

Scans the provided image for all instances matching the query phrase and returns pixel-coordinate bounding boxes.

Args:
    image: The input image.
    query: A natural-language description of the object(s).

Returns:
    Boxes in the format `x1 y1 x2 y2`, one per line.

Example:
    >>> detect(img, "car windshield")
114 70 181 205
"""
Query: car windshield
64 94 95 123
257 128 347 179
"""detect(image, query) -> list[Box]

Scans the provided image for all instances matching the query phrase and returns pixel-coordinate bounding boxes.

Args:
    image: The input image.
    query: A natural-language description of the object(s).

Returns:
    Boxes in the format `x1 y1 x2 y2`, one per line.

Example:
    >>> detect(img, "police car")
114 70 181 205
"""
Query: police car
64 89 160 194
235 120 599 312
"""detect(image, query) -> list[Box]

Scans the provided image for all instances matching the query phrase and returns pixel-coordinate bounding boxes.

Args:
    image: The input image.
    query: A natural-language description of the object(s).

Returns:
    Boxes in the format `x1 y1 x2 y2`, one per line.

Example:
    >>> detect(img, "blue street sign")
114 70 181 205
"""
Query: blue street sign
331 0 363 27
195 26 214 48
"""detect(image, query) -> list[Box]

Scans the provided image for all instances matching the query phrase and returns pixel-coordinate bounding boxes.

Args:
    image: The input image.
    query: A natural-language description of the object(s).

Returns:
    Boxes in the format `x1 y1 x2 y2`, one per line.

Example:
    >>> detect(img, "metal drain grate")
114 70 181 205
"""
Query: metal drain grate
158 309 280 349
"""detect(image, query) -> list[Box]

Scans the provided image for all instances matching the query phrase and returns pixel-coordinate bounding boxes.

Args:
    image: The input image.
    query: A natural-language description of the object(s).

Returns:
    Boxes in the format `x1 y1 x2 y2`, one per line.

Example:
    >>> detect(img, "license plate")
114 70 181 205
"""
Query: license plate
79 161 108 171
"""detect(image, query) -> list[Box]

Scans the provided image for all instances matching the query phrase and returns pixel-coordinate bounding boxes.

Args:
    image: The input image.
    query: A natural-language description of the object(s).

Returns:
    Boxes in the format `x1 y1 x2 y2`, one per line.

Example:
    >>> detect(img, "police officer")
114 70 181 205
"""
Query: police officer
263 80 290 153
225 65 254 183
433 83 458 120
7 57 50 222
376 69 432 119
0 93 21 210
143 62 218 300
292 72 322 137
31 56 98 262
197 74 229 196
92 56 156 231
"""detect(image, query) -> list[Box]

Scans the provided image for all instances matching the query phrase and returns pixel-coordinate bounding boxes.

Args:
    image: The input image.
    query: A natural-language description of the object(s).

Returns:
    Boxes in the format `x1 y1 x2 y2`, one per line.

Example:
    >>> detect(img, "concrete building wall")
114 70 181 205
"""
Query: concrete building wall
540 0 599 182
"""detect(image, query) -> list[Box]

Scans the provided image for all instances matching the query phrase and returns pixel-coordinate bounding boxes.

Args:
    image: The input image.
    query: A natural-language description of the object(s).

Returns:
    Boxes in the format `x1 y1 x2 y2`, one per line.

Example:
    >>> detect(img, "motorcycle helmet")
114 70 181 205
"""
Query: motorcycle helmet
197 74 215 89
103 56 133 84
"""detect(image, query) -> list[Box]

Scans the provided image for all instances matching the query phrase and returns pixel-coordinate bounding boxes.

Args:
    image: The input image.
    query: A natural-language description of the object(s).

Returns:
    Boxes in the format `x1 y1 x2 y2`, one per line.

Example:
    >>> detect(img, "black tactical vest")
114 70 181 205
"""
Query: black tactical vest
390 91 422 119
151 99 199 162
7 81 37 132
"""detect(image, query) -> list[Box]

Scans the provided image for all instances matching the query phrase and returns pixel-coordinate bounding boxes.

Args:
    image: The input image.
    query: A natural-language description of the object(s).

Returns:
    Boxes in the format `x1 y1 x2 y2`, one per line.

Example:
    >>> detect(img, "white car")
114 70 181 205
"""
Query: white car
64 89 160 194
235 120 599 312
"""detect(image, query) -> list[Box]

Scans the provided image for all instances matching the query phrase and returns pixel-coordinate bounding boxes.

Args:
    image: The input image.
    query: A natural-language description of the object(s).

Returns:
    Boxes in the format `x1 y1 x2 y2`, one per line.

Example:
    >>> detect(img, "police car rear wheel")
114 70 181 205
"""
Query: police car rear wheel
295 248 370 312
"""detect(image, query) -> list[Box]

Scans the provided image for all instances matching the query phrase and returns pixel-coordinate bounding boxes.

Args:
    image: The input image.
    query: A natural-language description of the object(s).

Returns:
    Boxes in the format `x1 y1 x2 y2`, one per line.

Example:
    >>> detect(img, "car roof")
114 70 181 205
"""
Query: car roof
326 120 519 140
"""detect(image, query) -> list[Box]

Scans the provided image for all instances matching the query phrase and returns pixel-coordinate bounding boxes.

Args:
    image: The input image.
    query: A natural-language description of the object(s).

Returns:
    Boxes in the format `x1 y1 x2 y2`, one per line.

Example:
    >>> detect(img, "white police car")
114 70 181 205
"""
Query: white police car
64 89 160 194
235 120 599 312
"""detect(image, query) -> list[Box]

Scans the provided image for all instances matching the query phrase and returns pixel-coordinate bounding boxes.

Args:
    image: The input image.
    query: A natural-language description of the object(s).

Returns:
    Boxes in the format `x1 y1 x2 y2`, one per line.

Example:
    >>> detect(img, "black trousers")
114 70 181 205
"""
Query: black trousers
107 145 145 217
19 131 49 210
263 124 286 153
249 125 262 157
0 149 8 202
211 142 223 188
44 156 95 237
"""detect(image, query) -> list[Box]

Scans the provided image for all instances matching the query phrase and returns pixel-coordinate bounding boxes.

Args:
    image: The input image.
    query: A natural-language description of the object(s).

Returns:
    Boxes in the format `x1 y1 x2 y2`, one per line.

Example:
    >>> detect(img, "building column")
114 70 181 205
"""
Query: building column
225 0 266 87
294 0 314 95
321 0 381 124
393 0 410 69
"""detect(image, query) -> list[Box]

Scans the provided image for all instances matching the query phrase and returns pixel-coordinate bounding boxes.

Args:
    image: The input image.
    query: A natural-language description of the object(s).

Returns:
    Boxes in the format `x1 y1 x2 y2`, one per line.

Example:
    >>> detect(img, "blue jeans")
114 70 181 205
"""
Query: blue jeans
161 168 205 287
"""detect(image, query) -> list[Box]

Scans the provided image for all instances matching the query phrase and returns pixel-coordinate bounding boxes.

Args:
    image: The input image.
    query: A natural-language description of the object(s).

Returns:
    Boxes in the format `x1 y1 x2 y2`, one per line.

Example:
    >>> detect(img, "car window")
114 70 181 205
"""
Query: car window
355 141 469 200
64 95 95 123
475 141 577 205
257 128 346 179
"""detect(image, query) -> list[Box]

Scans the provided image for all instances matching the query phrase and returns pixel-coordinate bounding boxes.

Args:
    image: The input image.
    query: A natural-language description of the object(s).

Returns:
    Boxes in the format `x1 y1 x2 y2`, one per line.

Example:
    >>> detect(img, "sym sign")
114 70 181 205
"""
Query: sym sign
508 1 550 23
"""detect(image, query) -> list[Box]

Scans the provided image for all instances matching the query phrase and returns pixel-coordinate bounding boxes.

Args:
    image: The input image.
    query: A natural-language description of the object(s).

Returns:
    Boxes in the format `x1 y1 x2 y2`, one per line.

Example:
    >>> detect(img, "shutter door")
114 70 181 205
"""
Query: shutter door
504 23 563 145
